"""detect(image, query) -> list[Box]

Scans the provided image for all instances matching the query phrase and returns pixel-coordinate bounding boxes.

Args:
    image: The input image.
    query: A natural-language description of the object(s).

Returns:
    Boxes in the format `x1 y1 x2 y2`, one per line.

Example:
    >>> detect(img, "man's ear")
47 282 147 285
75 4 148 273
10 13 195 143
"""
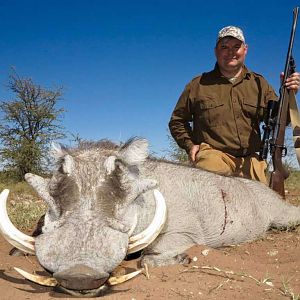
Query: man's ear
244 43 248 54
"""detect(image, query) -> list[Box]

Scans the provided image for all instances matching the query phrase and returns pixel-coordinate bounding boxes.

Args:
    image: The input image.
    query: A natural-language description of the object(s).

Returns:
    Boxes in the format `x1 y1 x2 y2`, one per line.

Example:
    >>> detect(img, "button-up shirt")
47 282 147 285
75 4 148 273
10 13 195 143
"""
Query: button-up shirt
169 65 278 157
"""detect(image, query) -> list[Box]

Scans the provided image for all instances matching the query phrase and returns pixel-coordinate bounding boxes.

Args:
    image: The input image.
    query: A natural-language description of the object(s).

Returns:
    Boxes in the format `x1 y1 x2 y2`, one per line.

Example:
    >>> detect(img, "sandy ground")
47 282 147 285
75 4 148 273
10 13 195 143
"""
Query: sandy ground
0 226 299 300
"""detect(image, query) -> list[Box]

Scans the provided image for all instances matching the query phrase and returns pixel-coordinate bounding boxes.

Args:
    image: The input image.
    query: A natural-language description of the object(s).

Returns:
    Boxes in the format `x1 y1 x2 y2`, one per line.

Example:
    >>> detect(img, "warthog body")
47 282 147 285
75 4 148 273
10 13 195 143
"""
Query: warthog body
11 138 300 294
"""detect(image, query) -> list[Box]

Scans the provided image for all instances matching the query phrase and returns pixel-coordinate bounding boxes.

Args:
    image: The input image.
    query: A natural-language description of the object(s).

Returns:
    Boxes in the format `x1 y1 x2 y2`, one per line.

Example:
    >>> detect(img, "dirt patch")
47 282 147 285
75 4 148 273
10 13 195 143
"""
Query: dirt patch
0 228 299 300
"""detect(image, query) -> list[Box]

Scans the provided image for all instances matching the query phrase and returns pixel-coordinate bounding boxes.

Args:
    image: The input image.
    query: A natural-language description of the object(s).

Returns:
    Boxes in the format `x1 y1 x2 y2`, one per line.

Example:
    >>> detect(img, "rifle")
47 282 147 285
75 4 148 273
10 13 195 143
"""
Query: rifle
260 7 299 198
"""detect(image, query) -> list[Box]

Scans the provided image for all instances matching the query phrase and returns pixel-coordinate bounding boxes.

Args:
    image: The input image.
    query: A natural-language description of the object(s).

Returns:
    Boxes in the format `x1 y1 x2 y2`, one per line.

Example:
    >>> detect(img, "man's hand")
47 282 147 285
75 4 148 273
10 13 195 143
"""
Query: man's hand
189 145 200 162
281 72 300 92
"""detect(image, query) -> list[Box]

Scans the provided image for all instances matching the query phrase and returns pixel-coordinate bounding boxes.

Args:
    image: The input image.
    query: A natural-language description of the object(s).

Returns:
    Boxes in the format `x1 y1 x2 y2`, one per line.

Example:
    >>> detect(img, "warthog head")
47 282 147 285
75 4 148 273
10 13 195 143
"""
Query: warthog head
0 138 166 297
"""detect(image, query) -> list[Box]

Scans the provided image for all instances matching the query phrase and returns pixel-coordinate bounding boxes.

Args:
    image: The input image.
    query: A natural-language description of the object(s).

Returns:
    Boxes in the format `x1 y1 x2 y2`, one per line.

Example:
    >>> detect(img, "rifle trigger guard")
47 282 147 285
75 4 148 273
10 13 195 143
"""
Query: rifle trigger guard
272 144 288 157
282 146 287 157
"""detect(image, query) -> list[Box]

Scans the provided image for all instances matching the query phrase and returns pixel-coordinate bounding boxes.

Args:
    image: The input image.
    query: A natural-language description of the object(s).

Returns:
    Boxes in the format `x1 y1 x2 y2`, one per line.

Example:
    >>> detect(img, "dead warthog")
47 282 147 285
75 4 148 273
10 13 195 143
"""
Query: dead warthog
1 138 299 297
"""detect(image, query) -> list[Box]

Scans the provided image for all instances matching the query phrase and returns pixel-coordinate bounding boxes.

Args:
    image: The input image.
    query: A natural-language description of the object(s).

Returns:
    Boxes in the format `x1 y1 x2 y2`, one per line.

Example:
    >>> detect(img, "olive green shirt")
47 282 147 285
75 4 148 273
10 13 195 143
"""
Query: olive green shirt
169 65 278 157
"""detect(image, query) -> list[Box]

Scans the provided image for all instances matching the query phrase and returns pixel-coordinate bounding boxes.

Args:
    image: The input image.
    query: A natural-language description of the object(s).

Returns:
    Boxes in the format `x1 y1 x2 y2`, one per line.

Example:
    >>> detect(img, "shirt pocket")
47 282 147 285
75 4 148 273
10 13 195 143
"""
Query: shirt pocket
242 97 266 119
194 96 225 127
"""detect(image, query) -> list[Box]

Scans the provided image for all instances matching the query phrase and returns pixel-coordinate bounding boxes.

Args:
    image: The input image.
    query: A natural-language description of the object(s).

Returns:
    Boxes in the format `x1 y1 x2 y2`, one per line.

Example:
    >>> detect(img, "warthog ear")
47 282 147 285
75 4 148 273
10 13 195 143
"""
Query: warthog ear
51 142 65 159
118 138 149 166
104 155 117 175
104 138 148 175
60 155 74 176
103 138 156 206
51 143 74 176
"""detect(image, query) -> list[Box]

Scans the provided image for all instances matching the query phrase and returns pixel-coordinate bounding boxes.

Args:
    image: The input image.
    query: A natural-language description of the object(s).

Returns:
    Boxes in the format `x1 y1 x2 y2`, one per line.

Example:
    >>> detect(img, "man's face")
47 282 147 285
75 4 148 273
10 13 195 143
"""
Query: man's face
215 37 248 74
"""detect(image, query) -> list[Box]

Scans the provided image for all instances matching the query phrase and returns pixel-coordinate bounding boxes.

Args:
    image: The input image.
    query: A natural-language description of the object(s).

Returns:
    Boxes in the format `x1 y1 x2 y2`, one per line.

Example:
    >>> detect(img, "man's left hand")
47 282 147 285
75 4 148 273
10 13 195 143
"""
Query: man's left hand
282 72 300 92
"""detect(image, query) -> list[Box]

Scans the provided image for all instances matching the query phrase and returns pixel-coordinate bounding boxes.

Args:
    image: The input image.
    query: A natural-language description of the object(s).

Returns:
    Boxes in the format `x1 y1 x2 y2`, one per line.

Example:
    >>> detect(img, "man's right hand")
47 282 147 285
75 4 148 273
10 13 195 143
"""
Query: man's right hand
189 144 200 162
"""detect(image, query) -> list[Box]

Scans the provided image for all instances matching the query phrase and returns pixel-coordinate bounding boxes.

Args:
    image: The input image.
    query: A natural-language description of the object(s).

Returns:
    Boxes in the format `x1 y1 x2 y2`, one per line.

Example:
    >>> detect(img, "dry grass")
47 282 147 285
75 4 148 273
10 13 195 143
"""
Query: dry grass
180 265 300 299
1 181 47 232
285 170 300 204
280 276 300 300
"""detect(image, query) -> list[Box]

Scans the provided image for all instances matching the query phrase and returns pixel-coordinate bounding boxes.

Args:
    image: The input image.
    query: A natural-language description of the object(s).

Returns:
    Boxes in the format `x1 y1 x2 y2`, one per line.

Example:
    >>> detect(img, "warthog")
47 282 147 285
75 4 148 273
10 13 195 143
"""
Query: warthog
1 138 299 297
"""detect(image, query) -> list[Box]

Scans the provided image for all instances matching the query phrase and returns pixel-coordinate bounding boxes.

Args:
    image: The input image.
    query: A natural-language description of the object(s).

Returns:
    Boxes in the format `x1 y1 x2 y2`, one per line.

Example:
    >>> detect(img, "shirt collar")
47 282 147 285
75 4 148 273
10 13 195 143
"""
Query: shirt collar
213 63 252 80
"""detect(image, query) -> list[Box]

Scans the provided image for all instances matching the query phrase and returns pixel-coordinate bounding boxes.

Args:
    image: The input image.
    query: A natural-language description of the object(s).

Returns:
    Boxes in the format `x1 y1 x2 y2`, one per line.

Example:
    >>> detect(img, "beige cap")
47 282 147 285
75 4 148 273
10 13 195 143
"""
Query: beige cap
216 26 245 44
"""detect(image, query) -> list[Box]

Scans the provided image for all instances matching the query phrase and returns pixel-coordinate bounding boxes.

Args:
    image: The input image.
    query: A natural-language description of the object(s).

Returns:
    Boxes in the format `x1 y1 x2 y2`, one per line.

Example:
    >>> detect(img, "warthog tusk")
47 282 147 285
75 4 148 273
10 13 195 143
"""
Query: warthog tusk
14 267 58 286
107 269 143 285
14 267 142 288
0 189 35 255
128 189 167 254
128 213 138 236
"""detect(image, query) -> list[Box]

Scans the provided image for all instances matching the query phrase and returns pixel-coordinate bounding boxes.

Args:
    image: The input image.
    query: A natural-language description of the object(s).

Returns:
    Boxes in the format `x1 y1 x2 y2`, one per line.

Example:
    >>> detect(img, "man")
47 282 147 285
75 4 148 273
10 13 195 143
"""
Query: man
169 26 300 183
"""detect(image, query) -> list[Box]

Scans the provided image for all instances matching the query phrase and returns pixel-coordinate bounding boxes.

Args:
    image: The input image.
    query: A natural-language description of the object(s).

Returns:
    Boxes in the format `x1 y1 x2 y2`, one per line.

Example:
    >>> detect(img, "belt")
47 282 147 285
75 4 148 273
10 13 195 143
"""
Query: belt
229 148 252 158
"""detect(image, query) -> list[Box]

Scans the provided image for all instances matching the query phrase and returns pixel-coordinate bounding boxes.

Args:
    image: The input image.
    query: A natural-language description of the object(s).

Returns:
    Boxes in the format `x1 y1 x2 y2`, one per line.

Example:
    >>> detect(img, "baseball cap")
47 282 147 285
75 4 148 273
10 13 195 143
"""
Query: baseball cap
216 26 245 44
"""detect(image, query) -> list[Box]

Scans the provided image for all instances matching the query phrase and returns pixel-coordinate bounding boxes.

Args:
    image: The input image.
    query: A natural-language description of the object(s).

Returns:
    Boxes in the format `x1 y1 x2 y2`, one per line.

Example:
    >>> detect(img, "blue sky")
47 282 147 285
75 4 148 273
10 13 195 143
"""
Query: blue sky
0 0 299 157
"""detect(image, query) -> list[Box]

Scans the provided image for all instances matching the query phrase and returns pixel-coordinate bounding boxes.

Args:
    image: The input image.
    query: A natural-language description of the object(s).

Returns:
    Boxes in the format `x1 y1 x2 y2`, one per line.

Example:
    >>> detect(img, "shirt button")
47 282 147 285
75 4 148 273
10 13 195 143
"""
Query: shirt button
232 98 236 103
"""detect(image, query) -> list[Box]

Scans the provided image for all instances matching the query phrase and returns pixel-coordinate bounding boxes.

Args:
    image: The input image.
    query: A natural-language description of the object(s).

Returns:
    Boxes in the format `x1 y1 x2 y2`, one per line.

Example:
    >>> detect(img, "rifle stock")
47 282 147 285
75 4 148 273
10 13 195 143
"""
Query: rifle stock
269 152 290 197
269 171 286 197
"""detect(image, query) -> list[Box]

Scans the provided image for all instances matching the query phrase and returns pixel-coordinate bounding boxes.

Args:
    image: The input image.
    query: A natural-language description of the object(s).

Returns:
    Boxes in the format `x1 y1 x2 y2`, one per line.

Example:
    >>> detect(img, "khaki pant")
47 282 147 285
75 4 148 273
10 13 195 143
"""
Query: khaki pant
194 143 267 184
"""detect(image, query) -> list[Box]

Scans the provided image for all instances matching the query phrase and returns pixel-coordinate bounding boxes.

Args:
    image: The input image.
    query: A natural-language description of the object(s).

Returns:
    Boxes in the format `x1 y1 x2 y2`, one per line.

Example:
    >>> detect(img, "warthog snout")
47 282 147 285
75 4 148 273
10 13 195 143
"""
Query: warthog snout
53 264 109 290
